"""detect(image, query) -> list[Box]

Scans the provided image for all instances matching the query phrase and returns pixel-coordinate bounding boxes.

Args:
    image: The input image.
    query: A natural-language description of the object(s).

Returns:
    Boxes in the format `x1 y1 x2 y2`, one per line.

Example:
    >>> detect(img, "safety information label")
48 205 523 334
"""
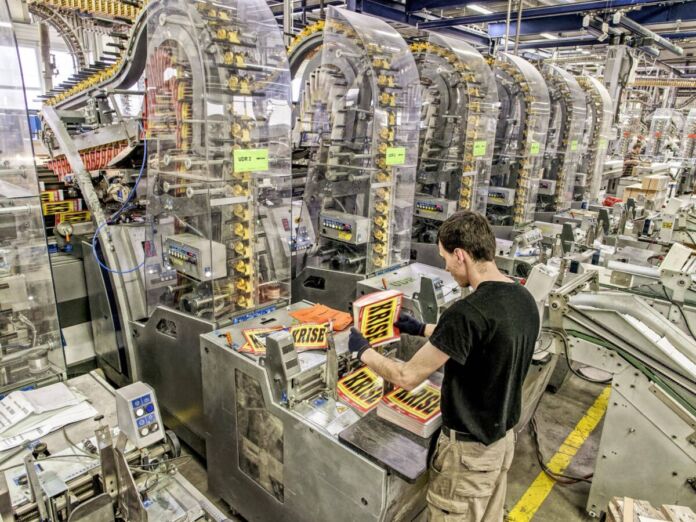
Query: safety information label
473 140 487 157
385 147 406 166
234 148 269 172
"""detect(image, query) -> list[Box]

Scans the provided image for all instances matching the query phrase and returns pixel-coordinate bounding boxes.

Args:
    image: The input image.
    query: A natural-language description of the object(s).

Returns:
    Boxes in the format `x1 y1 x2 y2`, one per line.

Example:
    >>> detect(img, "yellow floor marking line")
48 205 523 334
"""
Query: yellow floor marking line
508 385 611 522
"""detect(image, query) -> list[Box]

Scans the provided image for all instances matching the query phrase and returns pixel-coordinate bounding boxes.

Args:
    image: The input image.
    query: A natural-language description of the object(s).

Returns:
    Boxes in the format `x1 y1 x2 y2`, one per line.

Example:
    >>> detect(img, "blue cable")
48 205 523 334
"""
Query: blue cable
91 133 148 275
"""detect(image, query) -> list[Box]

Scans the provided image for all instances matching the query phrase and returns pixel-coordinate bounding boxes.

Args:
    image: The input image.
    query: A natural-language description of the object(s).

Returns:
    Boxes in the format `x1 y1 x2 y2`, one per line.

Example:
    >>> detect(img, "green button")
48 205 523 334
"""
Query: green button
234 148 269 173
473 140 487 157
385 147 406 166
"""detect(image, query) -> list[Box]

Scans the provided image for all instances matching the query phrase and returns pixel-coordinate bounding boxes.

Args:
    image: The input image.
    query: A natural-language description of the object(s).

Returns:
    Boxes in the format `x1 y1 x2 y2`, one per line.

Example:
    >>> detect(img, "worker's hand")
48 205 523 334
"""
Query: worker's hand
395 312 426 337
348 328 371 362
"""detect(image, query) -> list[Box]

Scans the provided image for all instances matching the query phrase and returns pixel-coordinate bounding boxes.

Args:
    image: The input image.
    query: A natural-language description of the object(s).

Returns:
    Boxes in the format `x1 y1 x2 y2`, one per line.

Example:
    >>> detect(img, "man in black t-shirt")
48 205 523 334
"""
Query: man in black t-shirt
349 210 539 521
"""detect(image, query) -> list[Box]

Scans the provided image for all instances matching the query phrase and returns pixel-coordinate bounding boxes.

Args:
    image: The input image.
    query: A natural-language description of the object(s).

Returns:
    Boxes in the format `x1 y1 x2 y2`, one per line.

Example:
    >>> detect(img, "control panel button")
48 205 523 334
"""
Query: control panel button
145 404 155 414
140 427 149 437
135 408 145 417
150 423 159 432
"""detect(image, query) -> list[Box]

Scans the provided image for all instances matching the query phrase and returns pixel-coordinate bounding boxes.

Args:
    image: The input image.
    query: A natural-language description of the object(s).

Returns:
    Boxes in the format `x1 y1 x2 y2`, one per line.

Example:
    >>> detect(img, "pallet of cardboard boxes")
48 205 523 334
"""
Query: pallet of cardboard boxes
622 174 670 210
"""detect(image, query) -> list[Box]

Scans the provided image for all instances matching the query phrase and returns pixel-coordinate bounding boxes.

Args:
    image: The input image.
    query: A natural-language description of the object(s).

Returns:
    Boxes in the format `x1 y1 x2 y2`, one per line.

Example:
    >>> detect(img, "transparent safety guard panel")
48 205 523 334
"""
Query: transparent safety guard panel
298 7 420 276
617 102 643 157
0 0 65 392
144 0 292 320
647 108 684 159
681 108 696 163
539 65 586 212
489 53 550 226
413 33 497 220
577 76 612 202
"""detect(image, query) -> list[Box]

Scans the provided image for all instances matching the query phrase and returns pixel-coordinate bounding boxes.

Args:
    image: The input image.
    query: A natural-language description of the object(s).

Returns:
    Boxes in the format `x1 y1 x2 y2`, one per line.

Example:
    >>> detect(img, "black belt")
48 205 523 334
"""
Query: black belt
441 426 480 443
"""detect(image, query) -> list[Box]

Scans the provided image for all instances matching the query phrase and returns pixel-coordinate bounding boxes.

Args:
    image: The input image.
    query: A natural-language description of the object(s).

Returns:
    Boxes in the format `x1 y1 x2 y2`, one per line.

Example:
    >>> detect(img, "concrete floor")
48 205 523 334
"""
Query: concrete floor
177 372 606 521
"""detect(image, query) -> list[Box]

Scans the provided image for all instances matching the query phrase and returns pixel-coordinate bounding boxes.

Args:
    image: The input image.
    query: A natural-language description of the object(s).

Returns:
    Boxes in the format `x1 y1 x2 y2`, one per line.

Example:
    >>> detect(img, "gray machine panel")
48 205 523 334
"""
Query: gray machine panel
132 306 215 457
586 364 696 515
82 239 125 384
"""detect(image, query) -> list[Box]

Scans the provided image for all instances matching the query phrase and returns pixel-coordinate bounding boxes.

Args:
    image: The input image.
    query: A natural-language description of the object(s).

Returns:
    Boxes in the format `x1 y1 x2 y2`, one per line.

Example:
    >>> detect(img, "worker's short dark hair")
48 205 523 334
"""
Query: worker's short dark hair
437 210 496 262
633 143 642 150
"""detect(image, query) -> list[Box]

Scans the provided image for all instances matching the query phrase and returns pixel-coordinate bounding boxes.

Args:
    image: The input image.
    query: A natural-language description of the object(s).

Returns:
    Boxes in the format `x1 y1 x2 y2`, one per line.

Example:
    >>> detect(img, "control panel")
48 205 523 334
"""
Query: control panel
115 382 165 449
318 211 370 245
163 233 227 281
274 203 315 256
487 187 516 207
537 179 557 196
413 197 457 222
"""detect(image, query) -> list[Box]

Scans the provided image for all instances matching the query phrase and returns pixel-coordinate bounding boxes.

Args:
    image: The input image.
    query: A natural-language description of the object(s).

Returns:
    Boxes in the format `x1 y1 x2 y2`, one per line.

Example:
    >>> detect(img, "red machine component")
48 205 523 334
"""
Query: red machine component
603 196 622 207
46 141 128 182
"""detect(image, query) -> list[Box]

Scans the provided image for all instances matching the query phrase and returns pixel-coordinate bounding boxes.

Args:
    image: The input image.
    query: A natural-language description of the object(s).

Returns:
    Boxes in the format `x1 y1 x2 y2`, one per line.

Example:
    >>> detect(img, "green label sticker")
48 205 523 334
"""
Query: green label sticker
599 138 608 149
385 147 406 166
570 140 578 151
530 142 540 156
234 148 269 173
473 140 487 157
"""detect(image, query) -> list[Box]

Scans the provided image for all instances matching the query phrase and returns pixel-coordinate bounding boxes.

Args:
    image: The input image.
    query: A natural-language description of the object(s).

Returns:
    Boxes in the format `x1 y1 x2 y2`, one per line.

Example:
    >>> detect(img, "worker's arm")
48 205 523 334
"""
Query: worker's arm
356 338 449 391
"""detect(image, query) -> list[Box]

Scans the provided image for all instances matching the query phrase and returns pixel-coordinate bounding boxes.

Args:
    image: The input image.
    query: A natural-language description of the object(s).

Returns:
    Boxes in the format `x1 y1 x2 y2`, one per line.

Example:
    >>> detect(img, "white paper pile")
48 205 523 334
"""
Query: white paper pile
0 383 98 451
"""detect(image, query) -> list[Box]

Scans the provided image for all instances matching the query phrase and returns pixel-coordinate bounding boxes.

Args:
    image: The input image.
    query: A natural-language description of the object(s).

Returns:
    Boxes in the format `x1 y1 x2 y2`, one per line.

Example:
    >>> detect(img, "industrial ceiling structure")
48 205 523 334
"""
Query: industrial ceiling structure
274 0 696 76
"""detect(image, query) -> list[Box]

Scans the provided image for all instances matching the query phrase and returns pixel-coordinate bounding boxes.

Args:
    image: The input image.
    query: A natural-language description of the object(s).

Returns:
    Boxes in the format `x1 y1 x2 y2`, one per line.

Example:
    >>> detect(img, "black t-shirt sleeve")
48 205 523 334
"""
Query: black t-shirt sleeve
429 301 488 366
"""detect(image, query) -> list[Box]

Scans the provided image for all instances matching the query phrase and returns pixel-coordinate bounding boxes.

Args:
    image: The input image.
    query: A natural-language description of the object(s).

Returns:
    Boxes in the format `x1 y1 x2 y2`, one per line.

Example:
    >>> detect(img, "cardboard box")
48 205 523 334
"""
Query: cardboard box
641 174 670 191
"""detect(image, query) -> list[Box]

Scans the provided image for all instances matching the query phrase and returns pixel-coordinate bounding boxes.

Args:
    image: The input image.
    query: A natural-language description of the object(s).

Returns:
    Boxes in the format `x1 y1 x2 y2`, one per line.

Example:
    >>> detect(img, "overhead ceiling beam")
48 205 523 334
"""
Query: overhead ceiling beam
486 2 696 38
272 0 344 17
350 0 491 45
417 0 687 29
516 36 601 50
407 0 498 12
612 11 683 55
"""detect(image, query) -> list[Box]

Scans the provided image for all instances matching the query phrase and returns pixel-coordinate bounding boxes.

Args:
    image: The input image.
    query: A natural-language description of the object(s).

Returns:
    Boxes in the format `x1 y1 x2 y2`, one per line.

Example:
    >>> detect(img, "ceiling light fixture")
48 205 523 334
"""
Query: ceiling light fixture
468 4 493 15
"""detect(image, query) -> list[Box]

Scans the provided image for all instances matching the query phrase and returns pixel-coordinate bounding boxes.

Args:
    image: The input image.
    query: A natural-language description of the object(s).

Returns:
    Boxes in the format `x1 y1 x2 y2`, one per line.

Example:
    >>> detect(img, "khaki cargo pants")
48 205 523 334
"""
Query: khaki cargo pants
427 429 515 521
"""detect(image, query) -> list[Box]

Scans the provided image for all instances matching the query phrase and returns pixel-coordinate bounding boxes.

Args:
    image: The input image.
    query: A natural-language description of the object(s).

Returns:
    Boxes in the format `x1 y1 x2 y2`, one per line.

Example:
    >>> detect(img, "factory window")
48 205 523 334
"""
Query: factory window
0 45 75 111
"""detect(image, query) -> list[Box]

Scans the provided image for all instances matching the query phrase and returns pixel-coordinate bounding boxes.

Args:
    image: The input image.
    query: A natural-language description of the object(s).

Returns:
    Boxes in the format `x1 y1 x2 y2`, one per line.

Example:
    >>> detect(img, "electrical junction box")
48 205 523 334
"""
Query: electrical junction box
413 197 457 222
319 210 370 245
574 173 588 187
537 179 557 195
163 233 227 281
115 382 165 449
487 187 516 207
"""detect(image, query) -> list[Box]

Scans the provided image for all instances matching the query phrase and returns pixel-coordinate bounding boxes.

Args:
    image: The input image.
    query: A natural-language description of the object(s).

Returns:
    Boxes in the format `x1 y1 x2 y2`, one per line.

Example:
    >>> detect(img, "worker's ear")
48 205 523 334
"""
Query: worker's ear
455 248 468 265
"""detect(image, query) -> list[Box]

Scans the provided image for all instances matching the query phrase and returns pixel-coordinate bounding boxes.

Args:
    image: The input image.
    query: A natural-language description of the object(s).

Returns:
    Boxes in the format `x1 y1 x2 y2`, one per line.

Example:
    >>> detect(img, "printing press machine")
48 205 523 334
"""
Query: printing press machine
201 301 431 522
0 372 227 522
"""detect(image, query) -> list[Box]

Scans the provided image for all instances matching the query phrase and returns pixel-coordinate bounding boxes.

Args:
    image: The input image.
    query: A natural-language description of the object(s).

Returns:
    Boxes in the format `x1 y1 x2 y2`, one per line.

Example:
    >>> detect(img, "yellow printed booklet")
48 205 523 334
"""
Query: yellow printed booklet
352 290 403 347
336 366 384 416
376 380 442 437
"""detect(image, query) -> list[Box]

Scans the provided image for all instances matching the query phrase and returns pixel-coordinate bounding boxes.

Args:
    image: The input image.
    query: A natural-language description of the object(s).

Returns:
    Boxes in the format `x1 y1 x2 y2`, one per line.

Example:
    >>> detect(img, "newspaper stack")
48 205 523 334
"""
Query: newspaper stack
336 366 384 416
376 380 442 437
0 382 98 451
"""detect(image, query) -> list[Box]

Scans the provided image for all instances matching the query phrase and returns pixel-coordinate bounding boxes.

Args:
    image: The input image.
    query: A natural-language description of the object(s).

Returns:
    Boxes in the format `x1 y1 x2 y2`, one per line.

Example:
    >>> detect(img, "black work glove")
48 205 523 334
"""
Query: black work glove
348 328 371 362
395 312 426 337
